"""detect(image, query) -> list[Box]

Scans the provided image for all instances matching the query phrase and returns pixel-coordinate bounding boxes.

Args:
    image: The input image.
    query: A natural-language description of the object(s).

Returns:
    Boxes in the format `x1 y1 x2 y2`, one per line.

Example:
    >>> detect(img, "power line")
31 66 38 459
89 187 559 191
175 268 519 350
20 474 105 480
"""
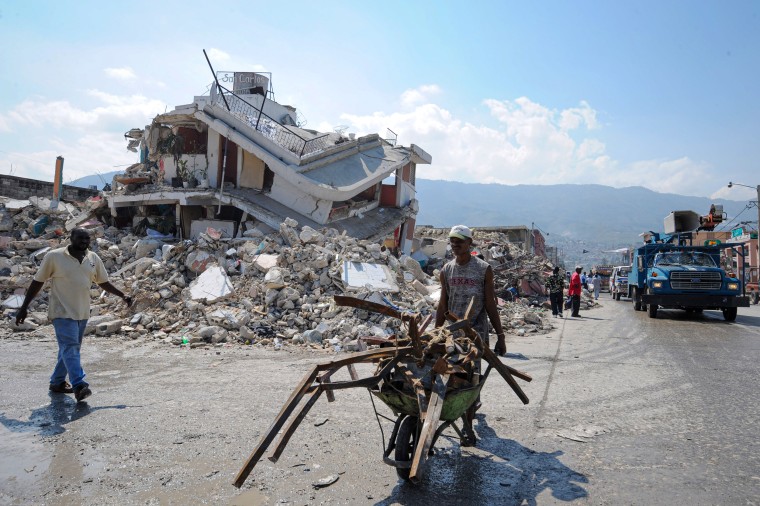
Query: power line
715 204 751 232
0 150 53 167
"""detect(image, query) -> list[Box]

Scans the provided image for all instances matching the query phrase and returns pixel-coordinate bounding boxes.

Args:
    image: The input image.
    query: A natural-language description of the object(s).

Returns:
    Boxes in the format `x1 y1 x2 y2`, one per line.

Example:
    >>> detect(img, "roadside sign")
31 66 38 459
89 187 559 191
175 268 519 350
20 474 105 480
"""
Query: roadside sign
731 228 744 238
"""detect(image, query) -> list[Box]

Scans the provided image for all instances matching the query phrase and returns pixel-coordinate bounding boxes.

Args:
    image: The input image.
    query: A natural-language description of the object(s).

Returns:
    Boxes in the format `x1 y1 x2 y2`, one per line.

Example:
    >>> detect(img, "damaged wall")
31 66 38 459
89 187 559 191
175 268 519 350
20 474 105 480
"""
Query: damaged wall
0 175 99 202
269 176 333 223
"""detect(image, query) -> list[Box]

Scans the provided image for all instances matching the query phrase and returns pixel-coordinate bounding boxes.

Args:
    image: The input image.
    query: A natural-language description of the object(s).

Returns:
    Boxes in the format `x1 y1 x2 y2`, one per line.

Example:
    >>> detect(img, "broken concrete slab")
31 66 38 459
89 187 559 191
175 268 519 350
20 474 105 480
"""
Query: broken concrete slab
189 265 233 302
253 254 279 272
185 250 213 273
341 261 399 293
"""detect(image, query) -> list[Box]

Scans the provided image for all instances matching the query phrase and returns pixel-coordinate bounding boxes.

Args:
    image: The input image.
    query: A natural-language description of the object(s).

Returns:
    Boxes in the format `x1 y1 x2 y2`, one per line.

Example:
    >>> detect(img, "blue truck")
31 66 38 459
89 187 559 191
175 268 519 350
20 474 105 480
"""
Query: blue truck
629 241 750 320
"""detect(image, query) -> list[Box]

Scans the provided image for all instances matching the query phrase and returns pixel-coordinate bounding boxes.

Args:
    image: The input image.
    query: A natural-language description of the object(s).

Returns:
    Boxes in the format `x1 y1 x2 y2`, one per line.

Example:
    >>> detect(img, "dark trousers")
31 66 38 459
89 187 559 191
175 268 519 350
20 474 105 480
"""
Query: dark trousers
571 295 581 316
549 292 563 315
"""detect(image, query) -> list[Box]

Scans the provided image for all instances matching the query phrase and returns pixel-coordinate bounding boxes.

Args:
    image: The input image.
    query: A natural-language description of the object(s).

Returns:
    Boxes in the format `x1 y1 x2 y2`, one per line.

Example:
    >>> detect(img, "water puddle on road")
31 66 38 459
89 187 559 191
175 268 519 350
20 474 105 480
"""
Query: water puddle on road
0 421 53 497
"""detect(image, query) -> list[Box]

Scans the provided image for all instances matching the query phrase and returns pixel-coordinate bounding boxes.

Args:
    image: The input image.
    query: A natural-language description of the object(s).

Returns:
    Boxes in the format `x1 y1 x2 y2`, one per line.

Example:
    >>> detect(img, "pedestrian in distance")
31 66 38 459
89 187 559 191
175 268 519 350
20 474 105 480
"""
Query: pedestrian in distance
581 271 588 290
593 271 601 300
569 266 583 317
436 225 507 356
545 266 565 318
15 228 133 402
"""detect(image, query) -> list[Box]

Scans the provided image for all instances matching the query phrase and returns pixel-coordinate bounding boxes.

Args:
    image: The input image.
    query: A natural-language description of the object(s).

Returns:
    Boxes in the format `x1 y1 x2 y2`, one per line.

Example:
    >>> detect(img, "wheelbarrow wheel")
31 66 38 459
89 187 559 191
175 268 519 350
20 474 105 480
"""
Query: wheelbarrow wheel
395 416 418 481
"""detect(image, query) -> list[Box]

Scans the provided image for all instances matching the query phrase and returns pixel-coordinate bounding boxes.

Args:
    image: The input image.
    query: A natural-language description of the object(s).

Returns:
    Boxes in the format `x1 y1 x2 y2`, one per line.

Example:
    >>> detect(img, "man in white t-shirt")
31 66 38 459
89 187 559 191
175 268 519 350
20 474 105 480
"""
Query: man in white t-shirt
16 228 132 402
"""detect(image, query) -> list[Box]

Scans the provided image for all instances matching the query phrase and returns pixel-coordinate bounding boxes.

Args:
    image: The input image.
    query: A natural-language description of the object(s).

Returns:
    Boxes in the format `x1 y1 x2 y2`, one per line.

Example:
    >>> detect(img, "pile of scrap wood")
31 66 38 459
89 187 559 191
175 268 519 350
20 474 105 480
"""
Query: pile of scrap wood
233 295 531 487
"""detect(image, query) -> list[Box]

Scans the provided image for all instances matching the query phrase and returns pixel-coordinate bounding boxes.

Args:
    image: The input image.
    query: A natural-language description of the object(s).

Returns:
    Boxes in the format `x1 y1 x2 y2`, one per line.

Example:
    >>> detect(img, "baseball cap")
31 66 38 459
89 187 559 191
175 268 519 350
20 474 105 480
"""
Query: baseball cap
449 225 472 240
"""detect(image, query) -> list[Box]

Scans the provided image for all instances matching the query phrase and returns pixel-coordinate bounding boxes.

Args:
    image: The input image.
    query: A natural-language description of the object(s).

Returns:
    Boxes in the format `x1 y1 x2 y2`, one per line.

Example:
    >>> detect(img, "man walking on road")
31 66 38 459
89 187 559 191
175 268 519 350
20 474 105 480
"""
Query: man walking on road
15 228 132 402
593 271 602 300
569 266 583 317
545 266 565 318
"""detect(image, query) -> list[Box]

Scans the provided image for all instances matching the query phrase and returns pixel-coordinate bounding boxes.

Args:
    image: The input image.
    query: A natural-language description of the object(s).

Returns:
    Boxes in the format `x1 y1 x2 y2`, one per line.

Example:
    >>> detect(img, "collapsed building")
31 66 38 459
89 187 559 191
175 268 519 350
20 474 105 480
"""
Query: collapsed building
1 70 599 349
108 71 430 256
1 191 588 348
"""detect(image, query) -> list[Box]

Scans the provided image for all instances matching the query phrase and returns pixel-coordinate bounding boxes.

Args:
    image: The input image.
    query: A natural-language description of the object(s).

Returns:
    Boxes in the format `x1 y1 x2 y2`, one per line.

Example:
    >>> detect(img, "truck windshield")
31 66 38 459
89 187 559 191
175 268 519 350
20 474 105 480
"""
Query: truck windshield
653 252 717 267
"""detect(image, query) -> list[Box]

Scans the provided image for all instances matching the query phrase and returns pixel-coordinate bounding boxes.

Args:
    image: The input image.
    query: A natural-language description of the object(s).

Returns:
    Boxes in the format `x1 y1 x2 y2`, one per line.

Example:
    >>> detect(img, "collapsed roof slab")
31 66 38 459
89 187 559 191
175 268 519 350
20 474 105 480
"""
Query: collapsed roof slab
224 187 408 241
104 186 409 242
194 107 414 203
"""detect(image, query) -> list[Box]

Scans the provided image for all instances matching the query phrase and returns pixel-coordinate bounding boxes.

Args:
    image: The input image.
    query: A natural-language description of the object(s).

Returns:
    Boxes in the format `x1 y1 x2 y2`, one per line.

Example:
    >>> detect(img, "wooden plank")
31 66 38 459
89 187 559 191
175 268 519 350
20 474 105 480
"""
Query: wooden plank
315 347 411 372
319 355 405 391
505 365 532 383
316 368 338 402
409 373 450 483
474 332 530 405
267 388 324 462
346 364 359 381
233 364 320 488
333 295 404 319
408 317 423 359
418 313 433 334
399 365 428 417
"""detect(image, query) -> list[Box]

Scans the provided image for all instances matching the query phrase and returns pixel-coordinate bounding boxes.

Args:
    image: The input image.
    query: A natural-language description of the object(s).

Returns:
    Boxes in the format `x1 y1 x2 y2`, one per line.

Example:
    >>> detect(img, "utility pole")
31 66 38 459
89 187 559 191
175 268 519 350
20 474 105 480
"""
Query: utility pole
728 182 760 284
530 222 534 255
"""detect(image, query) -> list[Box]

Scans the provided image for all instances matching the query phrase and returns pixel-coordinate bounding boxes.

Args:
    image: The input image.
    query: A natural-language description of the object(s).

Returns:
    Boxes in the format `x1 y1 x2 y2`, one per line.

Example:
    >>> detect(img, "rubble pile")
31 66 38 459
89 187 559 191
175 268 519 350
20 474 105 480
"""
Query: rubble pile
2 197 575 351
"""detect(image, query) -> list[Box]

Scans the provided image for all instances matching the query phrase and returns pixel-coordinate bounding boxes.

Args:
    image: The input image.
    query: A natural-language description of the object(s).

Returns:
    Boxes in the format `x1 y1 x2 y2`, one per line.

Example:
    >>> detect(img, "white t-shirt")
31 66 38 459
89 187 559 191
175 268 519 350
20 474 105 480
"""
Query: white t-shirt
34 247 109 320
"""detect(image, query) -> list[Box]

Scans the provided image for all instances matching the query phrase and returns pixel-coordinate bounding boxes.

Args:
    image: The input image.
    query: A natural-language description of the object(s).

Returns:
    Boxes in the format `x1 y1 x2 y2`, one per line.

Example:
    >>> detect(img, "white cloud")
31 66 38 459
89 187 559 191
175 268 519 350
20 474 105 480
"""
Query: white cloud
1 91 166 130
104 67 137 80
340 90 719 196
602 157 712 196
0 132 135 183
400 84 442 108
343 95 609 185
711 185 757 201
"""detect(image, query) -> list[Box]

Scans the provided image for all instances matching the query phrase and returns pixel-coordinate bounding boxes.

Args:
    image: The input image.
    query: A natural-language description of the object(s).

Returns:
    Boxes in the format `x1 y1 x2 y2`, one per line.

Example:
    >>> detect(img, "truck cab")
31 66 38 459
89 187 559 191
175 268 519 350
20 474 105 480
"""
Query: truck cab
609 265 631 300
629 243 749 320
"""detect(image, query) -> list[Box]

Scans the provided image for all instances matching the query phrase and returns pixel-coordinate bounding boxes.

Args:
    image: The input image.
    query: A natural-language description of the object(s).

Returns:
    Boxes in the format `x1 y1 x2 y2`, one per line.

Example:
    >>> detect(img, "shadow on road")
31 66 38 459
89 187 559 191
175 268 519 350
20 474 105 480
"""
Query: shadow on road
567 315 605 321
0 393 130 437
647 309 760 326
377 415 588 505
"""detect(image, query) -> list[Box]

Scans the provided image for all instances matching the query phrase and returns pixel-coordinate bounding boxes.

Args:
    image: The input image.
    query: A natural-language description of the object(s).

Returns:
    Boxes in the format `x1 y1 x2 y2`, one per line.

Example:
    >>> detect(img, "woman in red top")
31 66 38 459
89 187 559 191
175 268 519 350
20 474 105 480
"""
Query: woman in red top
568 266 583 317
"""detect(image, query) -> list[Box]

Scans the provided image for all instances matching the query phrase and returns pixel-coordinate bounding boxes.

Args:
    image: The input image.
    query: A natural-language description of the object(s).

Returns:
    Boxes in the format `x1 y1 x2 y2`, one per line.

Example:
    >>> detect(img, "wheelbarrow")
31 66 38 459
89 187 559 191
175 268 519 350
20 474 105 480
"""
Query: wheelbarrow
371 357 494 481
232 296 531 488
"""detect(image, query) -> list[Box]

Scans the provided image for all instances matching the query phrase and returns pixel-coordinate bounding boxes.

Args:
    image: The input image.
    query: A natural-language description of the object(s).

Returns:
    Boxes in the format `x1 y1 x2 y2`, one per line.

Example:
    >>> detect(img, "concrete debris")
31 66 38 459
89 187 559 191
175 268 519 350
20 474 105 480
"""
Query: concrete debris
189 265 234 302
1 195 589 351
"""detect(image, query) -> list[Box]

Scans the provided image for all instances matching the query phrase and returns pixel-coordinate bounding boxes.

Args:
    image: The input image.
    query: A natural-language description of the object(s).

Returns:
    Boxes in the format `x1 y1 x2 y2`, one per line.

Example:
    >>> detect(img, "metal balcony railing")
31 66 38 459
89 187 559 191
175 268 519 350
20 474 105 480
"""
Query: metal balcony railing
211 85 330 158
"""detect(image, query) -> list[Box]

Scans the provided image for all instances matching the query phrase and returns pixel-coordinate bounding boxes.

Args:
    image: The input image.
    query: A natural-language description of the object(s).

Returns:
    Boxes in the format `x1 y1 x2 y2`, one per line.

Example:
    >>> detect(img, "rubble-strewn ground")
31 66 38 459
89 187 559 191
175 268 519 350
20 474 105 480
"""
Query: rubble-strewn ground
2 196 600 350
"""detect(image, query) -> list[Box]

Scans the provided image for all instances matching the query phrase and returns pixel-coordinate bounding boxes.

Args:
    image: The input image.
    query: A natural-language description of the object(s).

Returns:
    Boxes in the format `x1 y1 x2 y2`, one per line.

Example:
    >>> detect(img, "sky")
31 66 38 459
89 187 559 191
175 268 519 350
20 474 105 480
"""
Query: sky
1 1 759 202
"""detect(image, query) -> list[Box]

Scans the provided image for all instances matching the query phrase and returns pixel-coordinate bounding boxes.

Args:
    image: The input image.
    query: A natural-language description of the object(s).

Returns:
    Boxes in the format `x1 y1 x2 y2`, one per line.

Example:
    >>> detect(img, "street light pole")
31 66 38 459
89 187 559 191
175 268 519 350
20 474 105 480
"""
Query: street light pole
727 181 760 286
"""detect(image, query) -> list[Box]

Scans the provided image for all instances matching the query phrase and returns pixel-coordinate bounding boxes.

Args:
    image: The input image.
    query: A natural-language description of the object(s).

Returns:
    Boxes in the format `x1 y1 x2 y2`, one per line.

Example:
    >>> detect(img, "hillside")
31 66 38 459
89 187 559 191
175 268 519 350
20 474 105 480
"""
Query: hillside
415 179 748 267
70 173 748 267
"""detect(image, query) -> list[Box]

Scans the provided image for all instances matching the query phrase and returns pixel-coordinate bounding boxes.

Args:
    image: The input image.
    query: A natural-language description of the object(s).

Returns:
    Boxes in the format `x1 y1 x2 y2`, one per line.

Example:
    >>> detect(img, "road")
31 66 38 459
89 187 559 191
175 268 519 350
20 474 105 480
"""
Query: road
1 298 759 505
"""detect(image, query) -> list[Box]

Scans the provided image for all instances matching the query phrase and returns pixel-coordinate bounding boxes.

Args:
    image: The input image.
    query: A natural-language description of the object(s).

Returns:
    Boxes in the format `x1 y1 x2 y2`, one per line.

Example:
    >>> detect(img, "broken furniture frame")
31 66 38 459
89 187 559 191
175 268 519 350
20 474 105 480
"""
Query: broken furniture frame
233 295 532 487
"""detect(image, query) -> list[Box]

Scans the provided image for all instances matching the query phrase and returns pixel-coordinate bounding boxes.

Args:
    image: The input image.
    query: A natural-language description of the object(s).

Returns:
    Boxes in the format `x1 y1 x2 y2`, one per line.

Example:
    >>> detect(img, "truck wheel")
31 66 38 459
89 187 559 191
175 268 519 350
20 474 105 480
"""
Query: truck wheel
722 307 737 322
648 304 657 318
633 287 641 311
394 415 418 481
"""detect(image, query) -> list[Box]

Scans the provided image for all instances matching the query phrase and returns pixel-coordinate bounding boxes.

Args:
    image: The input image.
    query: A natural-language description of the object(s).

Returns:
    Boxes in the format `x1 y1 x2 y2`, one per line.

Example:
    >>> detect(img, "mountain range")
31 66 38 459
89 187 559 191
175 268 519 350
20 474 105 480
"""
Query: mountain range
414 179 752 267
69 173 752 267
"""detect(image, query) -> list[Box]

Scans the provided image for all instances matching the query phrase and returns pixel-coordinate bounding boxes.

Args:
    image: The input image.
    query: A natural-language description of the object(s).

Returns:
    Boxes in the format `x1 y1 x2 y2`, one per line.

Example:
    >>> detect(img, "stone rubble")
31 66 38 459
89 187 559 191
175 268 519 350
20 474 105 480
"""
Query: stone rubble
1 196 597 351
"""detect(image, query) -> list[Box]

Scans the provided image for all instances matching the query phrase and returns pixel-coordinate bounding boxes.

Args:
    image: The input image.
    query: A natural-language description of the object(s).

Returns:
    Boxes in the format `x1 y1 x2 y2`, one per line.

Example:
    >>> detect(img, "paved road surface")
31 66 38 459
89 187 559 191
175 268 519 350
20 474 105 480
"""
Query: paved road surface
1 299 759 505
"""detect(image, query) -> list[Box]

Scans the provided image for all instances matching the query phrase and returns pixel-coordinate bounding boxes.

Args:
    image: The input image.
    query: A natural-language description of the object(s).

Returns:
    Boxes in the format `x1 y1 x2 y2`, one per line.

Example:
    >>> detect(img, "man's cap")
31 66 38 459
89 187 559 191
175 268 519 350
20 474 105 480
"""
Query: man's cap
575 265 582 270
449 225 472 240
